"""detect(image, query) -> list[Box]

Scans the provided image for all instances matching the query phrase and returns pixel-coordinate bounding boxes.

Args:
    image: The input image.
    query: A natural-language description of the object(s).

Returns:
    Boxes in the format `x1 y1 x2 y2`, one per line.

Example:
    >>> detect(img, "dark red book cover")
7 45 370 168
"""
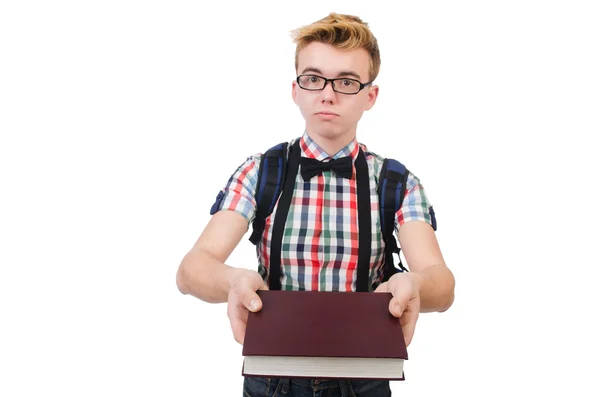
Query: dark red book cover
242 290 407 360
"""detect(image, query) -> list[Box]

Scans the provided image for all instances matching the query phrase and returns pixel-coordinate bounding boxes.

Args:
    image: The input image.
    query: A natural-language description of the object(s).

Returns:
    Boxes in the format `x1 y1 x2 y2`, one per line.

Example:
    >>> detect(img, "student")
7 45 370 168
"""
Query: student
176 12 455 397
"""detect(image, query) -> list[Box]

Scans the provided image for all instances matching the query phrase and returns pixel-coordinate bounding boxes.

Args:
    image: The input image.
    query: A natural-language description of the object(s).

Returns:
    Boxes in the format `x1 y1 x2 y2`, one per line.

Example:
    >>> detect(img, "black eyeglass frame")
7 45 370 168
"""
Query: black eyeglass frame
296 74 374 95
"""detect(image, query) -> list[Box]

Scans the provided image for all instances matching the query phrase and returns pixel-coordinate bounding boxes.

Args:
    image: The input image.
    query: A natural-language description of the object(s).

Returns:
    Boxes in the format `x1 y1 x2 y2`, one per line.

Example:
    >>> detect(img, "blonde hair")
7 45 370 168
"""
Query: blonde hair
291 12 381 82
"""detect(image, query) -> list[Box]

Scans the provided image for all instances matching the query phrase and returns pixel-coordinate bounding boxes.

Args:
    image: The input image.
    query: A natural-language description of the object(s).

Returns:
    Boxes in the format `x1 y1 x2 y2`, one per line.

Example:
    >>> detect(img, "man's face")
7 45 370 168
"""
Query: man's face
292 42 378 141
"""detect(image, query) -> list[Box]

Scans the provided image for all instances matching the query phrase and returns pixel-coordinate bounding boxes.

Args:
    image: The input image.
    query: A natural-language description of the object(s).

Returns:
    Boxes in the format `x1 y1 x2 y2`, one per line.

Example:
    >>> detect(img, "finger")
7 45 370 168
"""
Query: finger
228 302 249 345
401 308 419 347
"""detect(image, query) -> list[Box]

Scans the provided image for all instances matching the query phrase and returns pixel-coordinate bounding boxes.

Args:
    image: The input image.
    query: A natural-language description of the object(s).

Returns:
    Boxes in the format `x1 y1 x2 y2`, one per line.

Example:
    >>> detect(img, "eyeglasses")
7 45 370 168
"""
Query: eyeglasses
296 74 374 95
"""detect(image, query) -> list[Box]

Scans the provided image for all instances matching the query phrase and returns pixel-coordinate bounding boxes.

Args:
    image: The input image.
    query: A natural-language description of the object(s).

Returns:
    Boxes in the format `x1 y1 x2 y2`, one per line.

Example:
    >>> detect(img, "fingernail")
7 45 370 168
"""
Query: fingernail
250 299 259 311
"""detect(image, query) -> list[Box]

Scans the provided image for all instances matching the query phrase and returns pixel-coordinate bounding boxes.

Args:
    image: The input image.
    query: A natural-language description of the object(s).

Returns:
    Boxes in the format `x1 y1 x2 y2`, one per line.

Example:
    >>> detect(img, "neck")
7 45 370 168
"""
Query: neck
305 126 357 157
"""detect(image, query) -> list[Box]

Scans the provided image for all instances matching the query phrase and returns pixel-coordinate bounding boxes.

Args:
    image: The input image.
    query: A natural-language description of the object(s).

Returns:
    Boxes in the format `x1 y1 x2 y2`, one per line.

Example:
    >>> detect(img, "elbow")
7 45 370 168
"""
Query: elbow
176 257 191 295
438 270 455 312
439 291 454 313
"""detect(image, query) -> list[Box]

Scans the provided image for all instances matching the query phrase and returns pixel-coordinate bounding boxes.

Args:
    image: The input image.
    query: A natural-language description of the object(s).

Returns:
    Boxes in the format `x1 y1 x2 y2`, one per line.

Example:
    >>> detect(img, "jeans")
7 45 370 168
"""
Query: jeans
243 377 392 397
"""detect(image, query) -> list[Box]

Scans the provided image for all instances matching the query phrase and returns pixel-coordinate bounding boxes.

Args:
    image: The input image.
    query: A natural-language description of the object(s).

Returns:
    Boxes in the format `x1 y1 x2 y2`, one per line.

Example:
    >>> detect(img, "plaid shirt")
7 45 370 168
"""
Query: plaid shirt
212 131 435 292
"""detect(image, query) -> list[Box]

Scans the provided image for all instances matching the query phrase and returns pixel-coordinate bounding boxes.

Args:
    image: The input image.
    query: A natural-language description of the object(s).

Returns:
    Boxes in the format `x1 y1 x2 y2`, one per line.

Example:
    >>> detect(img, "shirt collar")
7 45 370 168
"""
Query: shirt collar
299 130 360 162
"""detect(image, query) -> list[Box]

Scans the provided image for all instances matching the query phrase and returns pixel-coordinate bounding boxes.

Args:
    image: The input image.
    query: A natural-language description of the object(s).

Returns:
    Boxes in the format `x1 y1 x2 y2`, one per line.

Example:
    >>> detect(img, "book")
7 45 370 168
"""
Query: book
241 290 407 380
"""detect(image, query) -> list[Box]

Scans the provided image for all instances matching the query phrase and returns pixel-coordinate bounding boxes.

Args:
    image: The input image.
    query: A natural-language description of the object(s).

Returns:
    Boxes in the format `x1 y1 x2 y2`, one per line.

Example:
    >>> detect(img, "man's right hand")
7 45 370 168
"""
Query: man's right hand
227 268 268 345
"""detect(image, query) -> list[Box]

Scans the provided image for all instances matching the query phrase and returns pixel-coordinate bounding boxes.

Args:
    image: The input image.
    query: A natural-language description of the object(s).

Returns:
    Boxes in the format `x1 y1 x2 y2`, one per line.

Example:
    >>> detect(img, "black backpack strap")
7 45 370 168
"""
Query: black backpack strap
268 140 301 290
377 158 410 281
249 142 288 245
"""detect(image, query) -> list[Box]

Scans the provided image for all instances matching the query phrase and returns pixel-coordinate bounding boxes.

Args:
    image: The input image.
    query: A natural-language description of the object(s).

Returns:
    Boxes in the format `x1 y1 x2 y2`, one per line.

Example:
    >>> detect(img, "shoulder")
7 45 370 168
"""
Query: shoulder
360 142 384 163
229 153 261 183
360 142 386 177
405 171 424 192
360 143 412 182
361 143 425 192
256 137 299 161
233 137 299 181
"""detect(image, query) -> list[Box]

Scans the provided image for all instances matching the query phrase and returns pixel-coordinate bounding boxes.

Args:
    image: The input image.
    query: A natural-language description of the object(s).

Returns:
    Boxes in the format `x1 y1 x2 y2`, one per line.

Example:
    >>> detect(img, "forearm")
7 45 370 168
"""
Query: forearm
410 264 455 312
176 248 238 303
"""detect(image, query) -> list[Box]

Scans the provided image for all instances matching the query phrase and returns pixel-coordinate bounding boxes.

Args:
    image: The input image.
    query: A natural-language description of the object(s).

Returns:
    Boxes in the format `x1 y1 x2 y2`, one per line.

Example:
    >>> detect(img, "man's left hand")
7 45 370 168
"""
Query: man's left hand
374 272 421 347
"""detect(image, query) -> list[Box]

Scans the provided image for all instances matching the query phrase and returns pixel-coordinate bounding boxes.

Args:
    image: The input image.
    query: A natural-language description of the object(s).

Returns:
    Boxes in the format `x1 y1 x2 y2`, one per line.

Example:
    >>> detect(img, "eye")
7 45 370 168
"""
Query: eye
341 79 358 87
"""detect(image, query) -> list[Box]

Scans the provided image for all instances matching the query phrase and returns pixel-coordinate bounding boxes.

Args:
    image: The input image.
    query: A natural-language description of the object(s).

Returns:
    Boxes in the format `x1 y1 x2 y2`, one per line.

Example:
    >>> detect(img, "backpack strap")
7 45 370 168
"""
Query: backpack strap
248 142 288 245
377 158 410 281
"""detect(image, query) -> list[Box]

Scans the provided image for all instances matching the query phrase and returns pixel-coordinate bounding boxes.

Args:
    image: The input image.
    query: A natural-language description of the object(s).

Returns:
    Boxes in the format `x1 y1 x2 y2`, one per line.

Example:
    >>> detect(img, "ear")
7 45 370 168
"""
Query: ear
364 85 379 111
292 80 299 105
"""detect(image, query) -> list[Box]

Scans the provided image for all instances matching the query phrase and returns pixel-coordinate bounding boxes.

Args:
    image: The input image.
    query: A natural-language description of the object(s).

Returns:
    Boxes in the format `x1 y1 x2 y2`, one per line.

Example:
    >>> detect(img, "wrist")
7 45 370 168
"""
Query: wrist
222 265 240 296
407 271 424 294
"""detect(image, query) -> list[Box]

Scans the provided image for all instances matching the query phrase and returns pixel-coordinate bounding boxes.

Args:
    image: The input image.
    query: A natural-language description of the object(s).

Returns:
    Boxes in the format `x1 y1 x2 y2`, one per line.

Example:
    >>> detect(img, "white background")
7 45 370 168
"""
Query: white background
1 1 599 396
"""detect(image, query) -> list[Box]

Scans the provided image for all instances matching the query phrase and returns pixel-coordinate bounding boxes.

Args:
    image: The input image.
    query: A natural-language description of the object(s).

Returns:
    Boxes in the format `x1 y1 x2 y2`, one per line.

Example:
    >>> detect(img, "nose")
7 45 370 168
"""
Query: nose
319 80 336 103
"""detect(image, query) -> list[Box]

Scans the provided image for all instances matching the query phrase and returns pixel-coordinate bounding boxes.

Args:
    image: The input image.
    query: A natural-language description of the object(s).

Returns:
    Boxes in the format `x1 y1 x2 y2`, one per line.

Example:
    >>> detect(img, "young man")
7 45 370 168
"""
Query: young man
176 12 455 397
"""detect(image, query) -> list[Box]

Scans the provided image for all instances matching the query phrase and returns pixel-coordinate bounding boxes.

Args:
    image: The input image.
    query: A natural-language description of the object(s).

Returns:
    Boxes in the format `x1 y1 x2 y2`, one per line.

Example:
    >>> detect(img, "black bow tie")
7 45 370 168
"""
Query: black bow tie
300 155 353 181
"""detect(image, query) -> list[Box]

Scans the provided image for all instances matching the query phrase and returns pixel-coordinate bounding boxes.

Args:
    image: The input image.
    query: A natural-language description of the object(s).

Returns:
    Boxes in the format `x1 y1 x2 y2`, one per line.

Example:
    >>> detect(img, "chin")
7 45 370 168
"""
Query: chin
310 122 345 139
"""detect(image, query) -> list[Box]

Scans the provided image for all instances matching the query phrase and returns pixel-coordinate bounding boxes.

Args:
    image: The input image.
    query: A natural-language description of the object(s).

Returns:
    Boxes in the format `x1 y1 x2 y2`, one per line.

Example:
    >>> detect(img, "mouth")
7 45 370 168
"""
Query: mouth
315 111 339 120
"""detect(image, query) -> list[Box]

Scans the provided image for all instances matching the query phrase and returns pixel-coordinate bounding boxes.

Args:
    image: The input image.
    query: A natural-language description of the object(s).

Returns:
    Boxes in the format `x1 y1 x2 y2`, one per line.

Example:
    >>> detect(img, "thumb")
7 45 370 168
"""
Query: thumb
374 281 389 293
241 289 263 312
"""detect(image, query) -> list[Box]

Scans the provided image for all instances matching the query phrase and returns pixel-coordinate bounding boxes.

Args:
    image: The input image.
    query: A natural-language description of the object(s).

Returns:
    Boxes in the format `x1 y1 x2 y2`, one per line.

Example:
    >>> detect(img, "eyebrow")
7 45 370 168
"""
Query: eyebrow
300 67 362 80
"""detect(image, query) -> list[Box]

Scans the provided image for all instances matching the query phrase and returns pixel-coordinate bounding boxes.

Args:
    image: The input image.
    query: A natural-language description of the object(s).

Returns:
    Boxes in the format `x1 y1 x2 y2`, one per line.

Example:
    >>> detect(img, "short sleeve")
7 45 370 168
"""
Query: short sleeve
209 154 261 226
395 172 437 231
